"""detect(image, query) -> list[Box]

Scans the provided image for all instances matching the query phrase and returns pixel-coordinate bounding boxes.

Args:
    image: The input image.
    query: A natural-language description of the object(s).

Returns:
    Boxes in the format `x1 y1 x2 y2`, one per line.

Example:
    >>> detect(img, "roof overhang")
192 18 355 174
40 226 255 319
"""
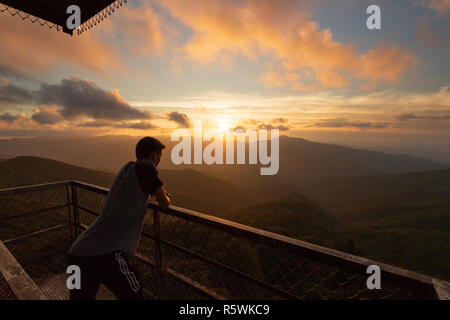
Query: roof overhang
0 0 127 35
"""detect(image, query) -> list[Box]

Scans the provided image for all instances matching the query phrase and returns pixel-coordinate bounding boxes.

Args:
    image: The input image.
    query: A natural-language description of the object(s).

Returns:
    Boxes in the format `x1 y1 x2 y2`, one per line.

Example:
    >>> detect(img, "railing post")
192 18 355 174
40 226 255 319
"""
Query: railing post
65 184 73 242
153 208 162 299
71 183 80 237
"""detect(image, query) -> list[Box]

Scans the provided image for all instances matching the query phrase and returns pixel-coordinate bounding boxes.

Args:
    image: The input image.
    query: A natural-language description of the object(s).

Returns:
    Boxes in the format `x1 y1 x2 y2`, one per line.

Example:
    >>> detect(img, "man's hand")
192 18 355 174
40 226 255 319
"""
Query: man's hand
153 186 171 209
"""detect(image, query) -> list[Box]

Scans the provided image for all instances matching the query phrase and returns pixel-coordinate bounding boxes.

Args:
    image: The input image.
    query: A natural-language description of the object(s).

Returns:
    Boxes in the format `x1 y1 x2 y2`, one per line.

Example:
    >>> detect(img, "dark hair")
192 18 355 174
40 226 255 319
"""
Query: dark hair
136 137 166 160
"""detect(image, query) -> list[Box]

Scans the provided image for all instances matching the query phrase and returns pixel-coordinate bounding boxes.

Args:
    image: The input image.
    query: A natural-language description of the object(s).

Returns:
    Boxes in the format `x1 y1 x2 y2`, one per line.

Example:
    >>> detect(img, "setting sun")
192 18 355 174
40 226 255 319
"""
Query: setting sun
217 119 232 133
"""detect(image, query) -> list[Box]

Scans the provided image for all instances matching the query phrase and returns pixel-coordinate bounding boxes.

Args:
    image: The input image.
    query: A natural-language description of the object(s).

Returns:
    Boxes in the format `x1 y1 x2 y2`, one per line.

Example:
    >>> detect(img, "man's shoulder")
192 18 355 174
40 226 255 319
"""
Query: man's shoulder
124 161 136 168
134 161 163 195
117 161 136 173
135 161 158 175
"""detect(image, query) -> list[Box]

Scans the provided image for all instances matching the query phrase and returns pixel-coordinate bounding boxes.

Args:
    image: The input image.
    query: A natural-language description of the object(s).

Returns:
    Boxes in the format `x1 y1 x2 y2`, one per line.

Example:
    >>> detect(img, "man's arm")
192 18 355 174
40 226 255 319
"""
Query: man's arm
153 185 171 209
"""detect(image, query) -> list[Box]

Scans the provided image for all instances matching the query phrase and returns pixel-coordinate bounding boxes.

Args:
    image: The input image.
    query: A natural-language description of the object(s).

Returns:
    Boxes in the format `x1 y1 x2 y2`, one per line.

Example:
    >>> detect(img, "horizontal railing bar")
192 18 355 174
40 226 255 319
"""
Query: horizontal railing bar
71 180 109 195
3 223 72 245
156 236 299 300
71 180 436 296
0 204 70 223
0 181 71 196
74 205 100 217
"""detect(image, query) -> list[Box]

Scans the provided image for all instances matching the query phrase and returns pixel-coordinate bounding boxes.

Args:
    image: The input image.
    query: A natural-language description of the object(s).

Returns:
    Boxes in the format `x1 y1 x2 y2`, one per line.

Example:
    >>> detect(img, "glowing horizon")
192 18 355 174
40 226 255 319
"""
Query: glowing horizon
0 0 449 158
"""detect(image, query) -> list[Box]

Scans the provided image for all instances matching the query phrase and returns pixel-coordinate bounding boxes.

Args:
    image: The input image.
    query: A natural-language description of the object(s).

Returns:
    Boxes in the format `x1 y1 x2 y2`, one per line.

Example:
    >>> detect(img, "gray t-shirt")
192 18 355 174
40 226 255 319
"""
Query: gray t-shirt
68 161 162 257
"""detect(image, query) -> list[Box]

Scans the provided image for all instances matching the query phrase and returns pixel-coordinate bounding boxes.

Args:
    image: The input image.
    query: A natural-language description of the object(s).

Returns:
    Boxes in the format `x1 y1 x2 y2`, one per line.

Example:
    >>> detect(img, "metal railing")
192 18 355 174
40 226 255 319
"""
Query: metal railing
0 181 447 300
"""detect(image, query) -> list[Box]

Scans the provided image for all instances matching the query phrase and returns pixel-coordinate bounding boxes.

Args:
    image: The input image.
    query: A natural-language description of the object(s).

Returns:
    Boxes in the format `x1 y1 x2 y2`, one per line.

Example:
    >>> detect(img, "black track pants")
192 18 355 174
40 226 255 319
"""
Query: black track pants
67 251 143 300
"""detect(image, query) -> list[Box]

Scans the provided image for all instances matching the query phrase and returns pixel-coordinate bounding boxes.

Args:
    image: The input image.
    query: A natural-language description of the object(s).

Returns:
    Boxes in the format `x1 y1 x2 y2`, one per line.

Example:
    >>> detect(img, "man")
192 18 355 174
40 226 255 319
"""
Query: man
67 137 171 300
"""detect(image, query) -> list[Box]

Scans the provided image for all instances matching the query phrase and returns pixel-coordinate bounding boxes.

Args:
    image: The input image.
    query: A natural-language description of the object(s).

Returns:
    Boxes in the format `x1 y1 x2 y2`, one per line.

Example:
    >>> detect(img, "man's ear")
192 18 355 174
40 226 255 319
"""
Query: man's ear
151 152 157 162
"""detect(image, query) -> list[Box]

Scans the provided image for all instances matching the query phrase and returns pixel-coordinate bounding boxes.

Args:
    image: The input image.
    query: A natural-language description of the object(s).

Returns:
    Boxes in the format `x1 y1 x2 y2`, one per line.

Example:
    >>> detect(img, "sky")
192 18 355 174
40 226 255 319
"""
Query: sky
0 0 449 155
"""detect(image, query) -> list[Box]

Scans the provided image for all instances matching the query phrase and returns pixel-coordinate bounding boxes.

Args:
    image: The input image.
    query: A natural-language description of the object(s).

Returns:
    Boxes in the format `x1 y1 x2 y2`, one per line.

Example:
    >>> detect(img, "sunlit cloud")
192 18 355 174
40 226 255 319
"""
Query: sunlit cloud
0 77 158 135
0 12 124 78
396 113 450 121
166 110 192 128
272 118 288 124
419 0 450 13
258 123 290 131
1 77 152 121
307 118 391 129
356 46 418 91
100 4 165 57
0 2 166 79
0 112 22 123
157 0 417 91
37 77 152 121
0 78 34 106
31 106 64 125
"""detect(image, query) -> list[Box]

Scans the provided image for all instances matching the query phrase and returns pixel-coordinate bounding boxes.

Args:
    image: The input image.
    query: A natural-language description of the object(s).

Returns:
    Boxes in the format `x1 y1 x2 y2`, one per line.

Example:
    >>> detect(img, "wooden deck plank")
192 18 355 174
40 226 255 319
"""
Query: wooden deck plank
0 241 47 300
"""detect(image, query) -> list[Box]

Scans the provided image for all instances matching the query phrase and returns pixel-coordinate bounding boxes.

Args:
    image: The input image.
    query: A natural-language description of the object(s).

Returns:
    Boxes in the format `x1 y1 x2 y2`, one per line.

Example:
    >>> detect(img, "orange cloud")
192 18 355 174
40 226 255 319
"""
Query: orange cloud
419 0 450 13
260 72 291 88
0 11 124 77
157 0 310 62
0 3 165 78
158 0 416 91
31 106 64 125
100 5 164 56
356 46 418 90
316 71 350 89
260 71 319 92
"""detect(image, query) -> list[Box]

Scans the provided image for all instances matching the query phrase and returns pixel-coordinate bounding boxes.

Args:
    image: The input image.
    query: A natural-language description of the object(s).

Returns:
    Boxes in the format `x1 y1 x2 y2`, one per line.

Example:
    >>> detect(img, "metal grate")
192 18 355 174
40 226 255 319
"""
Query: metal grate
150 210 414 300
39 273 116 300
0 181 445 300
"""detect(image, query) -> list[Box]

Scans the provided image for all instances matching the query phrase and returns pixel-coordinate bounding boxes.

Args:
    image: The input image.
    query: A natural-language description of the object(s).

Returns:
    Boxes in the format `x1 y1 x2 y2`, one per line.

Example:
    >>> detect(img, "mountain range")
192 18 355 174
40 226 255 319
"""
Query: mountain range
0 136 448 280
0 135 446 179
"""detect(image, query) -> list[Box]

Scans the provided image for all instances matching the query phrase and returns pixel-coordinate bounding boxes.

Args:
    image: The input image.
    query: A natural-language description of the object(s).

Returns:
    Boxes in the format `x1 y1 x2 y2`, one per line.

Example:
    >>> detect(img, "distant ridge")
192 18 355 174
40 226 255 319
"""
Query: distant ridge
306 168 450 209
0 135 446 184
276 136 448 184
0 156 115 189
225 192 343 249
0 156 255 214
